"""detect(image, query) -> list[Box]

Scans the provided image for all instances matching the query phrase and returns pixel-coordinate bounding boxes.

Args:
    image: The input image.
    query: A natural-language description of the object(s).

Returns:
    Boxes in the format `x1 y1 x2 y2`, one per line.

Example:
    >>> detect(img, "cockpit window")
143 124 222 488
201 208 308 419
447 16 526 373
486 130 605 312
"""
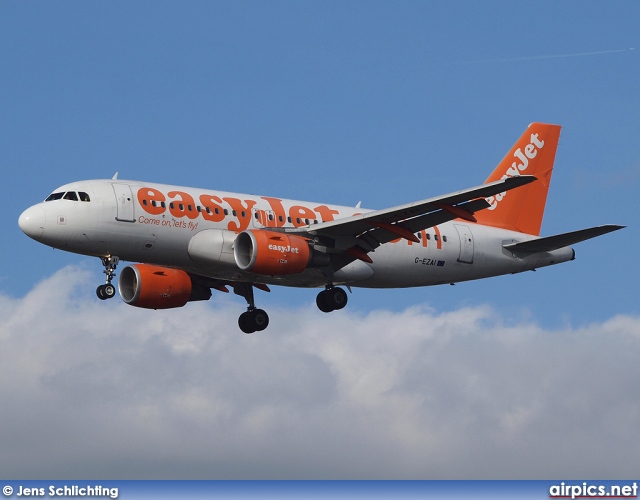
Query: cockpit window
45 192 65 201
44 191 91 202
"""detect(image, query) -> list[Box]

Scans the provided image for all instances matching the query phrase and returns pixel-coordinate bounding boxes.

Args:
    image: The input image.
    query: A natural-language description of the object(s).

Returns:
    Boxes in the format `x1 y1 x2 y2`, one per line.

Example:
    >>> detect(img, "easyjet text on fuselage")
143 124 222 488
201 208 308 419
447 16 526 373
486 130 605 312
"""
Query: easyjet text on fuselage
137 187 342 232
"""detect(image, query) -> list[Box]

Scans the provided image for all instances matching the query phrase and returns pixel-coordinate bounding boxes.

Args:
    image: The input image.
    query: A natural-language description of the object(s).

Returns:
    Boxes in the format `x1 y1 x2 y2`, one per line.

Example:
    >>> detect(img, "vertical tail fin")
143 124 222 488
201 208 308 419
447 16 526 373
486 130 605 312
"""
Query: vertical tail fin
474 122 561 236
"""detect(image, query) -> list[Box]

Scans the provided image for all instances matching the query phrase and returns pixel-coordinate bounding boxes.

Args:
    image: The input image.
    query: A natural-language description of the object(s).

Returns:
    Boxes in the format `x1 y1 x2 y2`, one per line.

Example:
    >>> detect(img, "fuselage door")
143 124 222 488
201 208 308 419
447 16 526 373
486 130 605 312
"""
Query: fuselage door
112 183 135 222
454 224 474 264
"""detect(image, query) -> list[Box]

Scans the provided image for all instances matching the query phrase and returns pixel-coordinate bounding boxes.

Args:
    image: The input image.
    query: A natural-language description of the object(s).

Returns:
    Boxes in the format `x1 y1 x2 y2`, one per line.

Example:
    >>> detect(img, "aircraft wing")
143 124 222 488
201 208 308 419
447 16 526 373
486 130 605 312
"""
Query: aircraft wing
503 224 625 253
284 175 536 258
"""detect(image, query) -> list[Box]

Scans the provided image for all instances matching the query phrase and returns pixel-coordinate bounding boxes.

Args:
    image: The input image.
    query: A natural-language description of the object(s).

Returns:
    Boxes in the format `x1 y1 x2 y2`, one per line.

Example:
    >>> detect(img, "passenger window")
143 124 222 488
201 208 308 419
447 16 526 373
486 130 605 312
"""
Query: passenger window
63 192 78 201
78 192 91 202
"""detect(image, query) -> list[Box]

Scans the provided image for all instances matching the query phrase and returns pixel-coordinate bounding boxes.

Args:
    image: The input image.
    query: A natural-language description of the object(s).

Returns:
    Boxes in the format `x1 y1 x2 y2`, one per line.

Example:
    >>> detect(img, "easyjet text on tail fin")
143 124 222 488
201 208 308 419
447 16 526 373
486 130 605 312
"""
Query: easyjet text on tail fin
474 122 561 236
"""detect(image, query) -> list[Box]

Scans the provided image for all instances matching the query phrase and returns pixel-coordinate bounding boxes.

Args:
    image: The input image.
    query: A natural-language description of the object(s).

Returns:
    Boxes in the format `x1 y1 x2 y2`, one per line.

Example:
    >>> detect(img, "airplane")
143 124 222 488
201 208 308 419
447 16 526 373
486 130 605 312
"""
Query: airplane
18 122 623 333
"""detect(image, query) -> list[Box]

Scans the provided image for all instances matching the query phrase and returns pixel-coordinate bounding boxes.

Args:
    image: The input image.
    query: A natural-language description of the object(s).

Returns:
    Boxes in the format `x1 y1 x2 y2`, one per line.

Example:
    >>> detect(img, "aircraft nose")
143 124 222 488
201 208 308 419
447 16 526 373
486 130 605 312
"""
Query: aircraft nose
18 205 46 240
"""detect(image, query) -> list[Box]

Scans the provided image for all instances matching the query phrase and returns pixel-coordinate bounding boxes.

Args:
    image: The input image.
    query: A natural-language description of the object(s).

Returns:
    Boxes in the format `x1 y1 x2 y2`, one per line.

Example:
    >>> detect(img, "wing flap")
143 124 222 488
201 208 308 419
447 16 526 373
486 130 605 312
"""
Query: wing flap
355 198 491 250
503 224 625 253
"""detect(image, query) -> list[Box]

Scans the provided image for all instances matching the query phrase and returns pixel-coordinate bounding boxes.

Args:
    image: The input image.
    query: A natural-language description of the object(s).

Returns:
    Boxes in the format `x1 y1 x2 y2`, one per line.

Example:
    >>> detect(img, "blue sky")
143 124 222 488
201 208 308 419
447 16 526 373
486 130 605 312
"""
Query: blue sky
2 1 637 325
1 1 639 480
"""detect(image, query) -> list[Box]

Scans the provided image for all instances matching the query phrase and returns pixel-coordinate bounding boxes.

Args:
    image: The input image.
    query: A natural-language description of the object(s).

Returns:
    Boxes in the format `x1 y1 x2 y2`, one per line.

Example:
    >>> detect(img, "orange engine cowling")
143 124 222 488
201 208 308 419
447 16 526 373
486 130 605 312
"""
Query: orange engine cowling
234 230 312 275
118 264 193 309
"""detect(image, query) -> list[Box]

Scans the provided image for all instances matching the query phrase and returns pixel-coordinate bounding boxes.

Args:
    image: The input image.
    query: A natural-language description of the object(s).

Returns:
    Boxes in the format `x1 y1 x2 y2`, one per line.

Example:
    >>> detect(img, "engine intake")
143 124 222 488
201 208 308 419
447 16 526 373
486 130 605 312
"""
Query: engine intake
234 230 328 275
118 264 198 309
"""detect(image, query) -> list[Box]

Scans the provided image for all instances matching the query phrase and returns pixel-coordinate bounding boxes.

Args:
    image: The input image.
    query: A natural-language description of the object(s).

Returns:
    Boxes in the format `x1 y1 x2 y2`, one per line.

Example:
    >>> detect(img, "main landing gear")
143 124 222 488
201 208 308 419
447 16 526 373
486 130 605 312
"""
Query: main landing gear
316 286 348 313
233 282 348 334
96 256 119 301
234 282 269 334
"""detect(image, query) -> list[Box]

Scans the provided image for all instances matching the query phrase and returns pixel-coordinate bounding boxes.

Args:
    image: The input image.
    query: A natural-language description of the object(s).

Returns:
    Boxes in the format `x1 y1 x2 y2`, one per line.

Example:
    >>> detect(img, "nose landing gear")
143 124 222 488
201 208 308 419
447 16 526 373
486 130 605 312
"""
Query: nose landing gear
96 256 119 300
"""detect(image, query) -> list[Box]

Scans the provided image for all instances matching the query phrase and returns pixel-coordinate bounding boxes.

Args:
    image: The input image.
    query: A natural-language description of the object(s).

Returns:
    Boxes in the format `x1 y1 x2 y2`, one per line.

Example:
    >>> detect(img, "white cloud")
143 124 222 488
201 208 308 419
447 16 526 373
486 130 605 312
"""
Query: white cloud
1 266 639 479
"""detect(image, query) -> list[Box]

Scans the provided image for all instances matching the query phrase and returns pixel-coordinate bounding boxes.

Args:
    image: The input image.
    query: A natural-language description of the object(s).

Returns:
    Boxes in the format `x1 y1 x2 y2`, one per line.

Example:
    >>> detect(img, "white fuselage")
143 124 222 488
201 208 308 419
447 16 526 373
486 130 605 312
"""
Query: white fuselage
18 179 574 289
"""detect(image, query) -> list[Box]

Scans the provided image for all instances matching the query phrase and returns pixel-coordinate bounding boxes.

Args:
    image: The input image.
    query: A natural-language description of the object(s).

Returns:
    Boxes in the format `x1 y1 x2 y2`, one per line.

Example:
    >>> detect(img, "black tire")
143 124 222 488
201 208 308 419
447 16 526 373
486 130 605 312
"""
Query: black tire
252 309 269 331
316 290 334 313
238 311 256 334
328 287 348 310
96 285 108 300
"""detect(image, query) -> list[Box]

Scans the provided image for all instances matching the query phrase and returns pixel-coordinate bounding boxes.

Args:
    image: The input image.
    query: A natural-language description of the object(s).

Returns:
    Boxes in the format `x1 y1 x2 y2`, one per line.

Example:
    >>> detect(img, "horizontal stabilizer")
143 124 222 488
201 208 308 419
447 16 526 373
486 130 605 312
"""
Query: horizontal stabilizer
503 224 625 253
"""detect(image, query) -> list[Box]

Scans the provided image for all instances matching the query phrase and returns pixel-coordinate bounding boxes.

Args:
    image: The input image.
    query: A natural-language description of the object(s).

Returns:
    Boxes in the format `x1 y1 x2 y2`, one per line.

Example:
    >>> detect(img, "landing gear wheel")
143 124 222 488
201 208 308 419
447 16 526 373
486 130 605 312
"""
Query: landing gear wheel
316 290 333 313
234 283 270 333
328 287 348 310
103 283 116 298
251 309 269 331
238 309 270 334
316 287 348 313
97 256 119 301
96 284 108 300
239 311 255 334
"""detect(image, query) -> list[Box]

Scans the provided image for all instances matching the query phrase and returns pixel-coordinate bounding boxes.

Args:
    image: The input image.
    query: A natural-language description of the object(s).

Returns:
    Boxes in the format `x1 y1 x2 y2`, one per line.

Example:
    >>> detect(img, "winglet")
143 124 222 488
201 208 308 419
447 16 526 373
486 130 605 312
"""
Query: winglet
474 123 562 236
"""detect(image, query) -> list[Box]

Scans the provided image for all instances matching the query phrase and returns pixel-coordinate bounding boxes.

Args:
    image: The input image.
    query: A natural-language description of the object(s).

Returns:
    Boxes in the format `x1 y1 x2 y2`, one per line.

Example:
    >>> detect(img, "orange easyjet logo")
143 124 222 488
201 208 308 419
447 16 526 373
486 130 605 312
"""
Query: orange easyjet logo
268 243 301 254
137 188 341 232
486 132 545 210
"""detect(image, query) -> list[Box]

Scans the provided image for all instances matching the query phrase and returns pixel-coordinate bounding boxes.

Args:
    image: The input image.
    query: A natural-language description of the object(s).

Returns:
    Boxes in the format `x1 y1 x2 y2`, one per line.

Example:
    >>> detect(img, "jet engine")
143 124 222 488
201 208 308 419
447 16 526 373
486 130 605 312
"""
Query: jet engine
118 264 209 309
234 230 329 275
